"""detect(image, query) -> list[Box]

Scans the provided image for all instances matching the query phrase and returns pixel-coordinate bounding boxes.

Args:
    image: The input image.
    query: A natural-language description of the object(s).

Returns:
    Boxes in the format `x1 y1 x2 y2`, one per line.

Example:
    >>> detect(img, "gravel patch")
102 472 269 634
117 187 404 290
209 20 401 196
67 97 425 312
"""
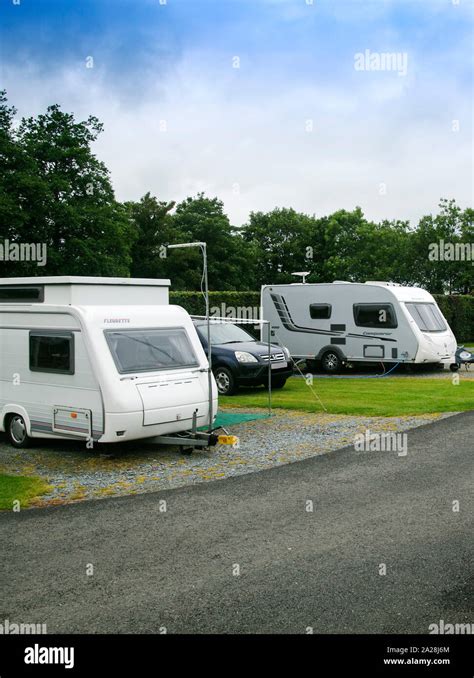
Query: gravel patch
0 409 456 508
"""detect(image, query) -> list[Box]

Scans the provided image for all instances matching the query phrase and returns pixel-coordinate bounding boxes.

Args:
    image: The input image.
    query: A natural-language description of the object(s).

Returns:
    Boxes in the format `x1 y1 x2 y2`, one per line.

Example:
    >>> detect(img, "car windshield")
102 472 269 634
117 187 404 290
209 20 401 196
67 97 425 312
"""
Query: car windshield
196 322 256 345
405 303 447 332
105 328 199 374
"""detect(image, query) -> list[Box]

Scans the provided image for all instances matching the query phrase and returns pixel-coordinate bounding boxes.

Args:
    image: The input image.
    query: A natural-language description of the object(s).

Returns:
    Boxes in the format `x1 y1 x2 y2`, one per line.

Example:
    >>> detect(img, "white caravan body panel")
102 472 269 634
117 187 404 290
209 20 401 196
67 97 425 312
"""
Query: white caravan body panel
261 282 457 365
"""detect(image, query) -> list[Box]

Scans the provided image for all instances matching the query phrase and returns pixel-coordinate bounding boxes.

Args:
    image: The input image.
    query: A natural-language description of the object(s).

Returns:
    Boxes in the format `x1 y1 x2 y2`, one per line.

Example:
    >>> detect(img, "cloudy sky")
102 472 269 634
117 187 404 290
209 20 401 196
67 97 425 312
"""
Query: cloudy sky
1 0 472 226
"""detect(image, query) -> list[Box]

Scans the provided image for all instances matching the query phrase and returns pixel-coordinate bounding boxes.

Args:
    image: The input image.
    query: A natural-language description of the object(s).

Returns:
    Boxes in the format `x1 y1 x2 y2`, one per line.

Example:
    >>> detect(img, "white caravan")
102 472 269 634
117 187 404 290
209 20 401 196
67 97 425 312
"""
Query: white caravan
261 281 457 373
0 277 218 448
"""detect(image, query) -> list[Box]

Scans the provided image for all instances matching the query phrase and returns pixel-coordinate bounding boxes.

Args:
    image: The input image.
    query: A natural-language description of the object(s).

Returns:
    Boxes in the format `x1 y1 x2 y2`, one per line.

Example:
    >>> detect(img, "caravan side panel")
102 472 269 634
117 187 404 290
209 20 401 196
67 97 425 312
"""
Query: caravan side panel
0 311 104 440
261 284 419 363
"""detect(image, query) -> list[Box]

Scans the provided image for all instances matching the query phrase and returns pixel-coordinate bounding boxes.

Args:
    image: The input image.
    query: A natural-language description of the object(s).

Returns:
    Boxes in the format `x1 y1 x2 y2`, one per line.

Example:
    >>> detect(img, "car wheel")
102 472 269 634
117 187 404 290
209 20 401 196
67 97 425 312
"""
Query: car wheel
7 414 30 448
321 351 342 374
270 377 287 389
213 366 237 396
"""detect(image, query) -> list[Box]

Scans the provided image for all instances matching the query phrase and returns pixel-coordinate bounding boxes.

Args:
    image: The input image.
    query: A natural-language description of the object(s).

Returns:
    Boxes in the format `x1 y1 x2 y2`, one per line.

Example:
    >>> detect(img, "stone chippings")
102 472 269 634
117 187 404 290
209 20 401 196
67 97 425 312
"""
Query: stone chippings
0 409 454 507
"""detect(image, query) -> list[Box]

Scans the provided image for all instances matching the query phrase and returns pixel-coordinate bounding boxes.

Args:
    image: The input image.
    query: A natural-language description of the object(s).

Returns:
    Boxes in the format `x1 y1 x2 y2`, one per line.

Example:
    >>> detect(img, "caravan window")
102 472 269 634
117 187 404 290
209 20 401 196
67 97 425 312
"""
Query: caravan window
105 328 199 374
309 304 332 320
0 285 44 303
353 304 398 329
405 303 446 332
29 332 75 374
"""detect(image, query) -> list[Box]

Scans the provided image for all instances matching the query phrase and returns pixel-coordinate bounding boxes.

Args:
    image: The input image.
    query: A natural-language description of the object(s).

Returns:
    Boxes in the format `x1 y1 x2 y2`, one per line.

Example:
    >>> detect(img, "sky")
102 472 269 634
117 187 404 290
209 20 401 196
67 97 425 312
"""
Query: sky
0 0 473 227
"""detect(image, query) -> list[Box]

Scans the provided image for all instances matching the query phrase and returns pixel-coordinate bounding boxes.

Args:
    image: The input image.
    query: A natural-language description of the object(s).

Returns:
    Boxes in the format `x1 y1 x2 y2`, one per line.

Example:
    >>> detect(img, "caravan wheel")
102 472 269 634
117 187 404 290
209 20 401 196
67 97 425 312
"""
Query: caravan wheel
7 414 31 448
321 351 342 374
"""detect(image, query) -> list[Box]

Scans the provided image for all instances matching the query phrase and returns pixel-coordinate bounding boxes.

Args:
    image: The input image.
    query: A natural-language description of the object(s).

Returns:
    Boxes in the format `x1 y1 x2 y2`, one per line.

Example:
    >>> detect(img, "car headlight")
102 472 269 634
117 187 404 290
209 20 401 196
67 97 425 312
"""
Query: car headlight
235 351 258 363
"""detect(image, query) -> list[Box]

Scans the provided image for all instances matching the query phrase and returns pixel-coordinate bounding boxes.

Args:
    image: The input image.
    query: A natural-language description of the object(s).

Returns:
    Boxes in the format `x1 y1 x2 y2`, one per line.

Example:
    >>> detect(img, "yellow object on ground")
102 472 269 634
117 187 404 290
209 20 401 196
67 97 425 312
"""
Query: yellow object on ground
218 435 240 446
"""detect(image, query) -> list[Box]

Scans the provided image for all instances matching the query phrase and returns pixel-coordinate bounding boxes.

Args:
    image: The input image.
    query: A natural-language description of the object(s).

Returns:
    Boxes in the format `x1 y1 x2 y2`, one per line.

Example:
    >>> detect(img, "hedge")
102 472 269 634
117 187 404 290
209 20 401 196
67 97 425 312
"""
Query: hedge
170 291 474 343
433 294 474 343
169 291 261 319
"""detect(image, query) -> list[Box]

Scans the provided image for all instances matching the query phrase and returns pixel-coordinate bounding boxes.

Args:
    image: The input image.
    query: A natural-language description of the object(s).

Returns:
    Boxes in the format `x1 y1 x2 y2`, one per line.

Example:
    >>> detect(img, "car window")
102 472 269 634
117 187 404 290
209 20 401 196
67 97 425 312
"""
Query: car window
196 323 256 345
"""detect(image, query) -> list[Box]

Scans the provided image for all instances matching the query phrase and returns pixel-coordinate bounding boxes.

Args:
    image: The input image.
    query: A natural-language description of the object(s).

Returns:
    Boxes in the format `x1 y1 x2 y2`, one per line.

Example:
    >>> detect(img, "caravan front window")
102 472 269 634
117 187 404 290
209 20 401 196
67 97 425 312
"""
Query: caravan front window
405 303 447 332
105 328 199 374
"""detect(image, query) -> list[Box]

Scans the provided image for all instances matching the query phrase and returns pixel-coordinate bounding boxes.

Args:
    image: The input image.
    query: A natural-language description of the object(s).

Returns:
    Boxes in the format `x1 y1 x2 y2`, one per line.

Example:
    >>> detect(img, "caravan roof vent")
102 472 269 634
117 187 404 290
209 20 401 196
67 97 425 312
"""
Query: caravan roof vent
365 281 401 287
332 280 353 284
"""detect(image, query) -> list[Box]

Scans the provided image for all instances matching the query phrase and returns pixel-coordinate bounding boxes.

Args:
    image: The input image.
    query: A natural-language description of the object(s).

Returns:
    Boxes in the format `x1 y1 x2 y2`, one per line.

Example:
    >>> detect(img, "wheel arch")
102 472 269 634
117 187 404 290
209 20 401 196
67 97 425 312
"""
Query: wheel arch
212 357 238 373
1 406 32 435
315 345 347 363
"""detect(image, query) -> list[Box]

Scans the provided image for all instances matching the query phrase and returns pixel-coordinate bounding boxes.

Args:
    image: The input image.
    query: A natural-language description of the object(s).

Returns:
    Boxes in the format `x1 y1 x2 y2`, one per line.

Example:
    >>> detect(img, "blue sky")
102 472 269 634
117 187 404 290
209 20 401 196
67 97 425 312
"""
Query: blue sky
1 0 472 225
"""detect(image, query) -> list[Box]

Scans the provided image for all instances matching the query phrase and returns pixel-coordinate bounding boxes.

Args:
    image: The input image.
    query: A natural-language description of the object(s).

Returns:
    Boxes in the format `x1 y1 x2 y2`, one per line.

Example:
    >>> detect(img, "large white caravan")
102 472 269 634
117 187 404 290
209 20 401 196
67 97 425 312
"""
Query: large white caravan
0 277 218 448
261 281 457 373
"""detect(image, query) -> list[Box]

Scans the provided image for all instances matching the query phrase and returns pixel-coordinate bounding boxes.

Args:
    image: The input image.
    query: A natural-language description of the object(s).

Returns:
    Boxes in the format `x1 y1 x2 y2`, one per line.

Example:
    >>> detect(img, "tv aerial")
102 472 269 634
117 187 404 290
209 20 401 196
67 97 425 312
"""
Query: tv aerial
291 272 310 284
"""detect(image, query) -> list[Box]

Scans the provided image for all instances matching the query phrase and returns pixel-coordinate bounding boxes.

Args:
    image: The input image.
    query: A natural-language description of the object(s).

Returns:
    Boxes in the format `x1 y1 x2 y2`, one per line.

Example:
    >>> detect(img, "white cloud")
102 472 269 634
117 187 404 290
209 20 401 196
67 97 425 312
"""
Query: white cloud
3 45 472 227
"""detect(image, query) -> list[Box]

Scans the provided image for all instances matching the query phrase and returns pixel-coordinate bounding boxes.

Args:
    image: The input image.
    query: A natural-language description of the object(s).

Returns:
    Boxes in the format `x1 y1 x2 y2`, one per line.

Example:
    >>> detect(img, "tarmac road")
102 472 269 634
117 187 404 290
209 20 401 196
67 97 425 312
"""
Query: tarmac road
1 411 473 634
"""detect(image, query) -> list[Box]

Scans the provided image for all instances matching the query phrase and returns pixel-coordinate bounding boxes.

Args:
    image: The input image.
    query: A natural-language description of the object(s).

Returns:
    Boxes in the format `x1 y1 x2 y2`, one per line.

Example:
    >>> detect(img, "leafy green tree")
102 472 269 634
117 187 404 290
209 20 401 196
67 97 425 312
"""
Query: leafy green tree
410 199 473 293
242 207 317 285
0 91 47 269
322 214 413 285
0 93 135 276
169 193 255 290
459 208 474 294
126 192 176 279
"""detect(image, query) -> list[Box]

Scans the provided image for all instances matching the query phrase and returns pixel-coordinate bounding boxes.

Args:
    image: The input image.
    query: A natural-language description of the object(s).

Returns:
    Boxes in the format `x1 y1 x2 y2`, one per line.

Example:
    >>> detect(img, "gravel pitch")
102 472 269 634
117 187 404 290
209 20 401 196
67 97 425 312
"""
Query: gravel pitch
0 409 455 508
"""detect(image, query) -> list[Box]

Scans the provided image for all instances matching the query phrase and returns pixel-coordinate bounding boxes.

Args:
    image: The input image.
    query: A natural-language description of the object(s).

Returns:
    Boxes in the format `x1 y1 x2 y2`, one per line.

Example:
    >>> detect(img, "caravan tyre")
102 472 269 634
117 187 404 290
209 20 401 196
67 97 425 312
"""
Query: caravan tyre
321 351 342 374
7 414 31 448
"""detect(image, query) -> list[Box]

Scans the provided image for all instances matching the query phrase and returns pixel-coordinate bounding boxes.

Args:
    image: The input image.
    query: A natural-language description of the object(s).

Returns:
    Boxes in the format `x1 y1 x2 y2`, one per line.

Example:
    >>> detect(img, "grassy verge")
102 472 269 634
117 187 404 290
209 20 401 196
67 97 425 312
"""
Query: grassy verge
221 377 474 417
0 474 51 510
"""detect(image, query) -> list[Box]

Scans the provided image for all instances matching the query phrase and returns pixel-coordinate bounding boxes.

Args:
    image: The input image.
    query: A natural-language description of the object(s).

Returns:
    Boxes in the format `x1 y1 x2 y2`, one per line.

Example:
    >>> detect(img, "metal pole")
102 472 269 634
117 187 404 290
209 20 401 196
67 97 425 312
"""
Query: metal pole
267 321 272 417
202 244 213 432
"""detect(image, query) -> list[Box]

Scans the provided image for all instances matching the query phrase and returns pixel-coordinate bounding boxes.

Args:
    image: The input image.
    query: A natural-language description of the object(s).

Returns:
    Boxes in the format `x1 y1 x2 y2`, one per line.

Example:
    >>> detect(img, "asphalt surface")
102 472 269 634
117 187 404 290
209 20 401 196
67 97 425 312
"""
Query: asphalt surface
1 411 473 634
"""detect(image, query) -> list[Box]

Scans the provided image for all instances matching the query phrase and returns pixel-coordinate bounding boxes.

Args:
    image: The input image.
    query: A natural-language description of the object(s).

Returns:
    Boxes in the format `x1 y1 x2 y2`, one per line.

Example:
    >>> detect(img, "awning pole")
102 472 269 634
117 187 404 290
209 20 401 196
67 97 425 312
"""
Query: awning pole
267 321 272 417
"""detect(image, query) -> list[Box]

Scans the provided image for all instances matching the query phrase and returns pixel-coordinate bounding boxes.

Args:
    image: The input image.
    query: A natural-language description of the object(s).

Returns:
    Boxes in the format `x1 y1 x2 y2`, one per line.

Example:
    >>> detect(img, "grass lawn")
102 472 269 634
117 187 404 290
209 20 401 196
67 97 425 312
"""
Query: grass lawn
221 376 474 417
0 474 51 510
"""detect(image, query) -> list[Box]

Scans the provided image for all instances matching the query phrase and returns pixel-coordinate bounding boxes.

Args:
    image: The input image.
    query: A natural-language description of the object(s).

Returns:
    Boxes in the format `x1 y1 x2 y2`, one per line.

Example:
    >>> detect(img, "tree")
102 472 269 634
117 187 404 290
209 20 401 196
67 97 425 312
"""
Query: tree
0 93 135 276
410 199 473 294
0 91 47 268
169 193 255 290
126 193 176 279
242 207 317 286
